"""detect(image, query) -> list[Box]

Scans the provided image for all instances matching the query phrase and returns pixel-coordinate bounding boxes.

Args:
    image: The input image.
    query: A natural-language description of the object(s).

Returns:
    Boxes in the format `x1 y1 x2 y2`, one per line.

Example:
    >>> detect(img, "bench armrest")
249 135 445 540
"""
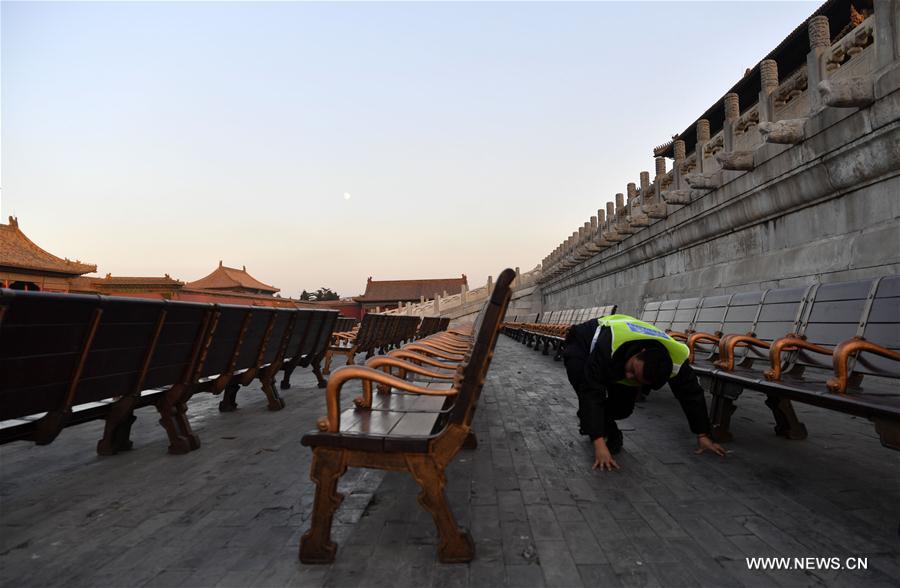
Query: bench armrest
826 337 900 394
388 349 461 370
666 330 692 342
402 343 466 361
715 334 769 371
357 357 456 408
317 366 458 432
764 335 832 381
687 332 722 363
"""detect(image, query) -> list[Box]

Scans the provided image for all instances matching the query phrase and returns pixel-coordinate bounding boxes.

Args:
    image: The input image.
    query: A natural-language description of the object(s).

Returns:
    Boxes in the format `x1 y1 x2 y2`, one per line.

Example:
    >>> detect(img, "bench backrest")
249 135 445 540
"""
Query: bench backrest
199 305 255 378
789 279 877 373
448 268 515 428
669 297 701 334
734 285 811 366
691 294 733 359
653 300 681 331
335 317 357 333
851 275 900 381
0 290 212 436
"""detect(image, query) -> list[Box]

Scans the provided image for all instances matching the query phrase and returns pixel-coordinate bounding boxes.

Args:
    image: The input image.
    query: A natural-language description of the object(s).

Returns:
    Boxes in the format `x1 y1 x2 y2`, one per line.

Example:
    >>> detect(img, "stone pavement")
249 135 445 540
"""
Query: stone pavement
1 337 899 587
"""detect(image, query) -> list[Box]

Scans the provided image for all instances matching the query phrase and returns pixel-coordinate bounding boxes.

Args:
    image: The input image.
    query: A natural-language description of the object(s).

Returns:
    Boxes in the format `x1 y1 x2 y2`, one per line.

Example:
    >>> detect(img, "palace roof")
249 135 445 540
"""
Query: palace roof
0 217 97 276
185 261 279 294
355 275 468 303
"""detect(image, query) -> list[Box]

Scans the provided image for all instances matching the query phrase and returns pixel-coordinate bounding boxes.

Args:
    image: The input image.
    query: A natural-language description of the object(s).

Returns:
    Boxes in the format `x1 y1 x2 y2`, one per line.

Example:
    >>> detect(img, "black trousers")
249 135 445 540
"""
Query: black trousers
563 322 637 435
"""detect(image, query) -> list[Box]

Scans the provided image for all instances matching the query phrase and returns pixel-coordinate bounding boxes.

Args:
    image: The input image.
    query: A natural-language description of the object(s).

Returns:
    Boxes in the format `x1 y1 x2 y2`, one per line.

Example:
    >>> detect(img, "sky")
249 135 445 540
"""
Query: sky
1 1 819 298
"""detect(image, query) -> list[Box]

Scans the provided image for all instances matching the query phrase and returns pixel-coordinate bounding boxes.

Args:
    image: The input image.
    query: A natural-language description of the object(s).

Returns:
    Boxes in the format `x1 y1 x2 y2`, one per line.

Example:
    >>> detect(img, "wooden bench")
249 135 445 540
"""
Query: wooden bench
324 314 421 374
0 289 338 455
416 316 449 339
517 305 617 359
638 276 900 450
299 268 515 564
334 317 358 334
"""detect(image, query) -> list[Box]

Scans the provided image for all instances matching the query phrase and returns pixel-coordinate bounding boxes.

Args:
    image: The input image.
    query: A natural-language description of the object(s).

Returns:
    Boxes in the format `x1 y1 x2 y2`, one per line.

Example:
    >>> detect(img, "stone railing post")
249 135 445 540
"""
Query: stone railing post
696 119 711 172
759 59 779 123
807 15 831 112
614 193 635 234
627 182 650 226
434 296 440 314
486 275 493 294
460 283 468 305
673 139 686 188
723 92 740 152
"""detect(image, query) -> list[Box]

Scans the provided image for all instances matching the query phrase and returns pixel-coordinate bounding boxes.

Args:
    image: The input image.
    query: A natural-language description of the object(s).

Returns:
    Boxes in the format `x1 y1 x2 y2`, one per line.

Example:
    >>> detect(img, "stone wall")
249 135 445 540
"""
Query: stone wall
537 0 900 316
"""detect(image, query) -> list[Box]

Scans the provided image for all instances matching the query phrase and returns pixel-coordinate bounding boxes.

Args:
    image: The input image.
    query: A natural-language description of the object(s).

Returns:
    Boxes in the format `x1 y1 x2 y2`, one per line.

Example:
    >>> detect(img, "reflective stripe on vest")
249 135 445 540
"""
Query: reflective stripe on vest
597 314 690 383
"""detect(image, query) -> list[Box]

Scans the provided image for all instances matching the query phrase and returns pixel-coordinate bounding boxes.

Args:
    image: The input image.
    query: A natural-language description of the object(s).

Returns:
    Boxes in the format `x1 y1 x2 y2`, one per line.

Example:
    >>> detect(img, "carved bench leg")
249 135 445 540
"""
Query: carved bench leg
323 351 335 375
219 383 240 412
156 390 192 454
261 375 285 411
708 381 740 443
406 455 475 563
765 395 808 440
553 342 565 361
463 431 478 450
174 401 201 450
97 396 138 456
311 353 328 389
280 361 297 390
299 448 348 564
541 338 550 355
873 418 900 450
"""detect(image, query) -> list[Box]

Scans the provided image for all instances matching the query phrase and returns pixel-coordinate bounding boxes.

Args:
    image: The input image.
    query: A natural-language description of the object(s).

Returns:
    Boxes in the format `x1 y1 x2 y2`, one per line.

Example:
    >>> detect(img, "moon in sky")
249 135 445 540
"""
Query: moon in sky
343 192 352 200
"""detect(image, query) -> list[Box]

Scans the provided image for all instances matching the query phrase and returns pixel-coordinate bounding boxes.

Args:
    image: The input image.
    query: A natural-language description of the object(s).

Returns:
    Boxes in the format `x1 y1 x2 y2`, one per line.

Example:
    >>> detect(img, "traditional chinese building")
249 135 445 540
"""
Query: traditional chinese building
0 216 97 291
0 217 303 308
354 275 468 314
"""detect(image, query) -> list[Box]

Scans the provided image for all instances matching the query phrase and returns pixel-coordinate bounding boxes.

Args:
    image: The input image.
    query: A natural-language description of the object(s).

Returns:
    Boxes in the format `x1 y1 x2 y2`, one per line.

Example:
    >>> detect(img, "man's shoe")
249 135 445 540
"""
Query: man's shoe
606 427 624 454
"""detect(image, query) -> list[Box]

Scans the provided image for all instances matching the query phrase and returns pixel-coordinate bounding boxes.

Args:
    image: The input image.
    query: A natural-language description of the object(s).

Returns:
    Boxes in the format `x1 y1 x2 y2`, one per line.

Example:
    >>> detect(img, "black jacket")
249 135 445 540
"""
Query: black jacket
564 321 711 440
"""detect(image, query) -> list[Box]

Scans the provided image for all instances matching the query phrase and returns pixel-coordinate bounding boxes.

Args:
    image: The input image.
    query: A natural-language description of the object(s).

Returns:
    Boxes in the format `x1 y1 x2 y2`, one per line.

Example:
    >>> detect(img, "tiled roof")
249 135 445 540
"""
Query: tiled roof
355 275 467 302
185 261 279 294
0 217 97 276
93 274 184 286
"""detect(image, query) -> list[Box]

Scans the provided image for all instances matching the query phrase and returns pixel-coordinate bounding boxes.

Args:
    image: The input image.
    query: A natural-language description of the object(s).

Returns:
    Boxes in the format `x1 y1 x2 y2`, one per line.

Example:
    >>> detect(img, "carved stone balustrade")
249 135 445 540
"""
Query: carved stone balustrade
684 172 721 190
715 150 755 171
819 77 875 107
759 119 807 144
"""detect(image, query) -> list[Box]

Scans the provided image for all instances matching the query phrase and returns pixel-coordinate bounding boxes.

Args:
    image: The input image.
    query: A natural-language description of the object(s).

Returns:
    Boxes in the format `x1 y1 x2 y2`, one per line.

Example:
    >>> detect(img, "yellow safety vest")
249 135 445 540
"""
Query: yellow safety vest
596 314 690 386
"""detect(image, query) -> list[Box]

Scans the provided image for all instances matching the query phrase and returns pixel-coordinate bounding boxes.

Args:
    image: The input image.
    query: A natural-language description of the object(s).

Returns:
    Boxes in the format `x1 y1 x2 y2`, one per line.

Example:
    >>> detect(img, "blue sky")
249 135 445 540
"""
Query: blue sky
2 1 818 297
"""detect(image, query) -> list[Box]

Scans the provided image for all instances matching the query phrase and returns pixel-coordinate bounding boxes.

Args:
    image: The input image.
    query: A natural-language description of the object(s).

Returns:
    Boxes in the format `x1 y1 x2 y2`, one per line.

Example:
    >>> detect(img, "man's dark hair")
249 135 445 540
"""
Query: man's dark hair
636 346 672 389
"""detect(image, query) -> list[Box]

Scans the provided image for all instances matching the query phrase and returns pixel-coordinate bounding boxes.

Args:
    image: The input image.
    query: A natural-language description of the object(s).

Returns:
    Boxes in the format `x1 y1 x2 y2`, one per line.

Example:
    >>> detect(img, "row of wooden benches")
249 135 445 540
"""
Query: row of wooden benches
0 289 339 455
639 276 900 449
501 306 617 358
324 313 450 374
299 268 516 565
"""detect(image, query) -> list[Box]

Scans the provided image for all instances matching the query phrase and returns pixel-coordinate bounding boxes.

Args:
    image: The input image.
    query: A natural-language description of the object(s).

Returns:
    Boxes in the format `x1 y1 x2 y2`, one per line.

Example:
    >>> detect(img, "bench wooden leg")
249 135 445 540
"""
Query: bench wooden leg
323 351 335 375
299 448 348 564
765 395 808 440
708 382 739 443
280 361 297 390
406 455 475 563
541 338 550 355
156 392 194 454
873 418 900 450
311 353 328 389
463 431 478 450
261 375 285 411
174 401 201 450
97 397 138 455
219 383 240 412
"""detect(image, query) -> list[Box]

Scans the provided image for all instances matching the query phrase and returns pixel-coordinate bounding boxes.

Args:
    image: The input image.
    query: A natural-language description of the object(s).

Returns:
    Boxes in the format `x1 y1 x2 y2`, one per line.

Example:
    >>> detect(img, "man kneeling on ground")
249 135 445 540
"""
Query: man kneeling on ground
563 314 726 471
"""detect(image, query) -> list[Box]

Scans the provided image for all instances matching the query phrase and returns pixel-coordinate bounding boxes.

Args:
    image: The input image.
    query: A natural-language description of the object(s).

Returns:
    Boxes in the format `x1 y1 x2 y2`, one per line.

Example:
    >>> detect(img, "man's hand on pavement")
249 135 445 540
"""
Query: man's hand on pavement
695 433 727 457
592 437 620 471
